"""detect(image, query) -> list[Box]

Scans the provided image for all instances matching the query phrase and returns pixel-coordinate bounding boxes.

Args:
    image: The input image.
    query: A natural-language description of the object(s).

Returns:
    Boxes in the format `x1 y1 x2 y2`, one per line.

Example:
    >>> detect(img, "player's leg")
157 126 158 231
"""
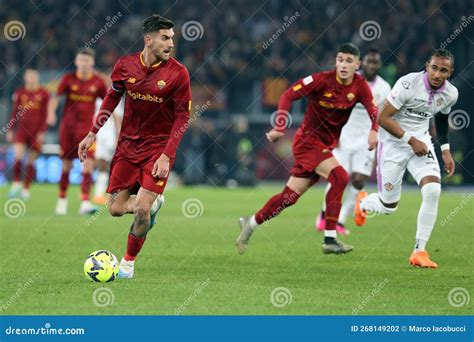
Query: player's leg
407 146 441 268
56 158 73 215
8 142 26 198
78 156 98 215
314 157 352 254
108 189 135 217
236 176 313 254
22 149 39 200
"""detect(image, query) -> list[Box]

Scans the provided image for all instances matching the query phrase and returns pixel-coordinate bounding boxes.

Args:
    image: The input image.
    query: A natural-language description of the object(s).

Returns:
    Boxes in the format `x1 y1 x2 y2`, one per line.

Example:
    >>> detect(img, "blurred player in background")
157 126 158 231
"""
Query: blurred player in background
78 14 191 278
237 43 379 255
316 49 391 235
48 49 107 215
92 74 124 205
7 69 50 199
354 49 458 268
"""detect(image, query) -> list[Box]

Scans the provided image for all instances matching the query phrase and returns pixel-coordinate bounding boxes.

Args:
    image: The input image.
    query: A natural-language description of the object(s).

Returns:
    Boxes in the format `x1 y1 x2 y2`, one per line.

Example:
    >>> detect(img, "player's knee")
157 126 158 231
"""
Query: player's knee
109 203 124 217
351 174 366 190
421 182 441 202
133 203 151 221
329 165 349 187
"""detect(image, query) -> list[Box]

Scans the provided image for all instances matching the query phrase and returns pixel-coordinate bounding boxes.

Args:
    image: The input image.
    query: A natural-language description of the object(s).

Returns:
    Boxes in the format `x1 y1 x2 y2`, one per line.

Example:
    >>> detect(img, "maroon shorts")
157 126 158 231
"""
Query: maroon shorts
290 134 333 181
59 124 94 160
14 130 42 153
107 156 174 195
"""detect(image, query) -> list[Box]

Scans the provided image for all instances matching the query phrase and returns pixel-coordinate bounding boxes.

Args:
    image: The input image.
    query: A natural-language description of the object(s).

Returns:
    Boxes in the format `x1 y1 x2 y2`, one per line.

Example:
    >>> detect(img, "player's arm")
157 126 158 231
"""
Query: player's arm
357 81 379 150
47 75 69 126
267 74 318 143
37 90 51 144
153 68 191 178
434 113 454 176
6 91 20 142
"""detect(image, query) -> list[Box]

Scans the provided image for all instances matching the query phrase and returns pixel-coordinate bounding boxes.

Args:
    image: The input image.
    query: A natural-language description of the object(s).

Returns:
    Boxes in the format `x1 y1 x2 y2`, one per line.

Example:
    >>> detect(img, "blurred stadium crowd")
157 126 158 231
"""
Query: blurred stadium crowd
1 0 473 185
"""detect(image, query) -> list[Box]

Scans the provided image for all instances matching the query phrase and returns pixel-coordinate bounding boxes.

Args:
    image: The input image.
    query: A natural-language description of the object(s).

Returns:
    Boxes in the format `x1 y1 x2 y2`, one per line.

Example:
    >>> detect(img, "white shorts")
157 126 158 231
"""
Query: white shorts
376 136 440 204
332 146 376 177
95 134 117 162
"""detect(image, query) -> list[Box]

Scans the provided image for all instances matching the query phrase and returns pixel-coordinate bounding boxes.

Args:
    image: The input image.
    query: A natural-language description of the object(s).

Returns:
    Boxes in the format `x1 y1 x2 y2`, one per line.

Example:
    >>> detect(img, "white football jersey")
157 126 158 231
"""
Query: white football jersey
94 98 124 140
381 71 458 142
339 74 391 150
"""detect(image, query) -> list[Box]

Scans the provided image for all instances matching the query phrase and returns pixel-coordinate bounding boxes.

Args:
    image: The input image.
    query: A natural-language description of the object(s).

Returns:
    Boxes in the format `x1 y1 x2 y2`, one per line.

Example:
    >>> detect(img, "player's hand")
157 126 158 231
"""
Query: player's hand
6 131 13 143
408 137 429 157
152 153 170 178
441 150 455 177
36 132 45 145
78 132 95 162
368 129 378 151
266 129 284 143
47 112 56 127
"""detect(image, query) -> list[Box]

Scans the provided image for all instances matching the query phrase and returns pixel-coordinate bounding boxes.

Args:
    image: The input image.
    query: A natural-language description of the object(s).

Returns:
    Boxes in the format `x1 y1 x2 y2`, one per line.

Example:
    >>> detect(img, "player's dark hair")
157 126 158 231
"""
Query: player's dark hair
337 43 360 57
142 14 174 35
364 48 380 56
77 48 96 58
429 49 454 66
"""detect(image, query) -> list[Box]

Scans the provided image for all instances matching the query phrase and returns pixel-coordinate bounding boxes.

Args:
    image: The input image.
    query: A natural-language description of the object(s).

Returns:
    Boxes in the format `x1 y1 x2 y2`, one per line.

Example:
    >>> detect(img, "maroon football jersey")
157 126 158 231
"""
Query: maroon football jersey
57 72 107 133
276 70 378 148
8 86 50 135
93 52 191 163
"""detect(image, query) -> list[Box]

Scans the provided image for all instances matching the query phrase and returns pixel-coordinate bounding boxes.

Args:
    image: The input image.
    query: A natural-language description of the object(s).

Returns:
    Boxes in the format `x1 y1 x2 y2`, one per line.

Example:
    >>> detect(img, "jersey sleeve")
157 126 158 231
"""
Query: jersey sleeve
163 67 192 159
357 80 379 131
440 89 459 114
386 77 411 110
40 89 51 132
98 78 108 99
56 74 70 96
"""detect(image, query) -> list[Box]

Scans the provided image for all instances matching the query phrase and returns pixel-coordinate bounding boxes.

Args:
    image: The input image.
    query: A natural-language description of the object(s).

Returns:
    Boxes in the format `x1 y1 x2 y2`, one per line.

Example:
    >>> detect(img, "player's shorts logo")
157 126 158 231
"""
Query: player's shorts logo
346 92 355 101
157 80 166 89
384 182 394 191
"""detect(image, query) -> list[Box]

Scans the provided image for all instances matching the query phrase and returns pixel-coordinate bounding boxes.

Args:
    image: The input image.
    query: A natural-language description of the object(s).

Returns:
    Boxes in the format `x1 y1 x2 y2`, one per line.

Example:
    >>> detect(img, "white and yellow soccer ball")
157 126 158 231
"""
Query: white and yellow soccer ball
84 250 119 283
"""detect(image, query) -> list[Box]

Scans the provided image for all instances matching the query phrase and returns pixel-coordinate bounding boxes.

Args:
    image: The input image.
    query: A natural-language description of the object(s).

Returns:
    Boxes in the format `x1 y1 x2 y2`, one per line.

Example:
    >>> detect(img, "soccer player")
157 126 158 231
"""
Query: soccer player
7 69 50 199
48 48 108 215
354 49 458 268
316 49 391 235
78 14 191 278
237 43 379 254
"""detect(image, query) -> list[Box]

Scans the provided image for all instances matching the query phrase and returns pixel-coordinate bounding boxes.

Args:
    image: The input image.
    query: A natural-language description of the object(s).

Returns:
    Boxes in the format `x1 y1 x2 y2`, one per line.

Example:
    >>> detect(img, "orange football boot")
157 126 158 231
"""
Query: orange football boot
353 191 368 226
93 195 108 205
409 251 438 268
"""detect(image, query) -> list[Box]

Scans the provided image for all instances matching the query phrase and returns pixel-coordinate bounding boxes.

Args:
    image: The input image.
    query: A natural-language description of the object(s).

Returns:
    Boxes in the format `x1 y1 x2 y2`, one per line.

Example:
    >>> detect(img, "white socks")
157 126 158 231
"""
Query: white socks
414 183 441 252
249 215 258 230
324 229 337 238
94 172 109 197
360 193 397 214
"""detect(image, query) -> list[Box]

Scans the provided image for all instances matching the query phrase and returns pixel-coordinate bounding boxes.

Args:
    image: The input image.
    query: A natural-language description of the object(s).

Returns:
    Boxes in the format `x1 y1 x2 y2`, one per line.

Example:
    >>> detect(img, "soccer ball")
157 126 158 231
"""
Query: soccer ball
84 250 119 283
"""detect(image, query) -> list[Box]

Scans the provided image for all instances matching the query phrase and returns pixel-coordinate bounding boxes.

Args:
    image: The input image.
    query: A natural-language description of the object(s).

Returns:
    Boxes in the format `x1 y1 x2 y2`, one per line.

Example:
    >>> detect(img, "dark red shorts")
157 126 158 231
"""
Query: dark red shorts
107 156 174 195
14 130 42 153
59 124 94 160
290 134 333 181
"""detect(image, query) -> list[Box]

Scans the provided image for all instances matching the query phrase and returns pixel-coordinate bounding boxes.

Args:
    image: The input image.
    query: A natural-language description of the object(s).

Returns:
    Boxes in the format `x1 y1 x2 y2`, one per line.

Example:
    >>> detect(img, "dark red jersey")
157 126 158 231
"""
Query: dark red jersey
8 86 50 135
91 52 191 163
57 72 107 133
276 70 378 148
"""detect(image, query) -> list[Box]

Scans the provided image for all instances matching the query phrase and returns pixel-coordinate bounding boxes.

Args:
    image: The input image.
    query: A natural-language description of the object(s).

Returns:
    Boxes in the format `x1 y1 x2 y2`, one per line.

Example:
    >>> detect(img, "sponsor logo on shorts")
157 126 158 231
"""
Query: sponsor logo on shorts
384 182 394 191
156 180 165 186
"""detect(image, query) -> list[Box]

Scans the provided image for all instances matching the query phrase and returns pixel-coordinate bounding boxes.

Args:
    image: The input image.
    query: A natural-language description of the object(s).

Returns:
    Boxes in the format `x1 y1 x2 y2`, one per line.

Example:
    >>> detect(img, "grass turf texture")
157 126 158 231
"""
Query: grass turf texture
1 184 472 315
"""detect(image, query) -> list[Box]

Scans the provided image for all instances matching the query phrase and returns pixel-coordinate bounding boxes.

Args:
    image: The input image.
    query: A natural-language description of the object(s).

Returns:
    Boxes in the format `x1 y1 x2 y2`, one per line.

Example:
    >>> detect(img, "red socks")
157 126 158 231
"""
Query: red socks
325 166 349 230
124 233 146 261
13 160 22 182
81 172 92 201
59 170 69 198
24 164 35 189
255 186 300 224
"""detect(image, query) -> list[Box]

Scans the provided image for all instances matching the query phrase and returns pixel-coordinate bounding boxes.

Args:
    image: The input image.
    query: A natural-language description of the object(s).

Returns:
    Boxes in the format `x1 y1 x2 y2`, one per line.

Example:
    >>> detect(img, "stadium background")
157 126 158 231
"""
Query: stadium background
1 0 473 187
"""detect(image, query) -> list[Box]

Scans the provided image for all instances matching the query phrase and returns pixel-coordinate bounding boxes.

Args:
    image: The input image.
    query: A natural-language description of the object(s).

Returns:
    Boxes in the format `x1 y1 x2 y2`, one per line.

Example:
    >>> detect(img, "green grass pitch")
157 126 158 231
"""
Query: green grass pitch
1 184 472 315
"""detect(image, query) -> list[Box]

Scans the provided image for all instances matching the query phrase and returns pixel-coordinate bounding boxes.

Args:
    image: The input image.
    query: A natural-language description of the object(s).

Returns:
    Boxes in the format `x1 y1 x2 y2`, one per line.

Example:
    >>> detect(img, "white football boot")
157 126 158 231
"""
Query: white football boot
55 198 68 215
117 258 135 279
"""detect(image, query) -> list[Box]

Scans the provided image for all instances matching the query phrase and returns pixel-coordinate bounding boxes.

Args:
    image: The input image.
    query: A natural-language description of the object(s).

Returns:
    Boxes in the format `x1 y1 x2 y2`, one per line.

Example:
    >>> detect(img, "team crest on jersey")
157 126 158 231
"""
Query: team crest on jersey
436 98 444 107
157 80 166 89
20 94 28 102
384 182 394 191
71 84 79 91
323 92 332 98
346 92 355 101
89 85 97 93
